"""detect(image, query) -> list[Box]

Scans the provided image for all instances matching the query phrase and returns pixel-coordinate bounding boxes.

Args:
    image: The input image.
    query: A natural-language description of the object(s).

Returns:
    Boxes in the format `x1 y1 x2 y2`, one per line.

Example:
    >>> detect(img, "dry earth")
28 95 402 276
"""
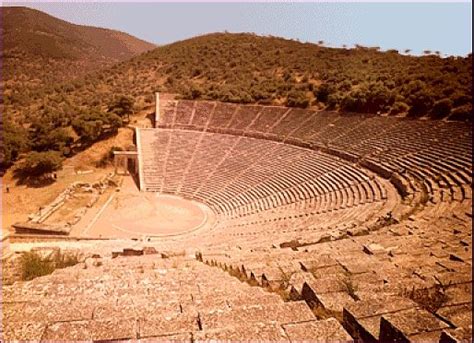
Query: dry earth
1 124 140 234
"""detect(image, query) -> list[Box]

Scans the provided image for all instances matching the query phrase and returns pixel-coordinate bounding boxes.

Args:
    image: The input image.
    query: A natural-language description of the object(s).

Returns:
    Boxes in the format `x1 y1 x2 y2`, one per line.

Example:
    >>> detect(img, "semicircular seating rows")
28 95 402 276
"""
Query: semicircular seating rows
139 128 392 249
154 99 472 209
137 99 472 245
135 98 472 252
3 98 471 342
135 99 473 343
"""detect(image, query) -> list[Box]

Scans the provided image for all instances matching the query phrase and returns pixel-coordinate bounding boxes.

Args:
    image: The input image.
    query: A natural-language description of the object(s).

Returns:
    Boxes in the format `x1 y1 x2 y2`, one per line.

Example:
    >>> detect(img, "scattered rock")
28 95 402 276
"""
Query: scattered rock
143 247 158 255
363 243 386 255
347 227 369 237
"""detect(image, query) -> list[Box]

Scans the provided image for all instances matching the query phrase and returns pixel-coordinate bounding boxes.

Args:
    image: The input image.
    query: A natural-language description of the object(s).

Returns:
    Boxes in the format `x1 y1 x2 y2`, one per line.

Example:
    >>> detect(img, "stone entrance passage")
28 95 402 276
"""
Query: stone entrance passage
113 151 138 176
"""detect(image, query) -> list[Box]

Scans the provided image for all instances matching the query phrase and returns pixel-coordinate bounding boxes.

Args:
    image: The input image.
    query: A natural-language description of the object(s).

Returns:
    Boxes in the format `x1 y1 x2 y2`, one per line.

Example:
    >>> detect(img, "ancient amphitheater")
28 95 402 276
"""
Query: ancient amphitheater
2 95 472 342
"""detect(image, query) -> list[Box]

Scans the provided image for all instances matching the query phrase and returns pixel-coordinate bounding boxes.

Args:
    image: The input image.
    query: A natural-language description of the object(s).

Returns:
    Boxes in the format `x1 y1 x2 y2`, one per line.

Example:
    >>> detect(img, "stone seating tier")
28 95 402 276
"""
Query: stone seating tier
139 128 388 220
2 254 354 341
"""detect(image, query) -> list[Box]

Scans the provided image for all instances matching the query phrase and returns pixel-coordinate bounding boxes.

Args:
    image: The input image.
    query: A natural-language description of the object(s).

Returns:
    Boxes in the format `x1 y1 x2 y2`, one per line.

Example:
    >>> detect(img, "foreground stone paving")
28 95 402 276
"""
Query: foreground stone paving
1 254 352 341
197 203 472 342
3 186 471 341
3 103 472 342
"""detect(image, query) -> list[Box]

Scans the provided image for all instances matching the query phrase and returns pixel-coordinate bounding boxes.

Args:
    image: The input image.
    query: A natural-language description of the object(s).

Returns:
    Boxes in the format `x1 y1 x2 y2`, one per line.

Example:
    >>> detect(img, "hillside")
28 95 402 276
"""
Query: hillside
1 6 155 94
2 32 472 169
16 32 470 115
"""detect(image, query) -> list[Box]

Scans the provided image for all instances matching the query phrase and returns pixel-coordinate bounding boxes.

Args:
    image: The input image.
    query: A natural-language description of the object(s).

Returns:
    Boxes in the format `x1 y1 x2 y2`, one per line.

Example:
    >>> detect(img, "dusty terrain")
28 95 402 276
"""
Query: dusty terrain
72 177 214 239
2 126 136 234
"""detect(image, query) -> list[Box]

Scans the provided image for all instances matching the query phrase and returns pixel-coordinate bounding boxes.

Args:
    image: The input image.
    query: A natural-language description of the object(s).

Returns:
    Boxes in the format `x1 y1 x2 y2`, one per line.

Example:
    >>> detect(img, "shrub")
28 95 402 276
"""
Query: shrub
452 93 471 107
72 110 122 143
314 84 331 103
286 89 310 108
401 284 448 313
108 95 134 119
430 98 452 119
20 251 55 281
341 82 394 113
2 121 29 167
20 251 79 281
449 104 472 122
183 84 203 100
96 146 124 168
72 119 102 142
34 128 73 153
390 101 410 115
404 81 434 117
15 151 63 178
327 93 342 110
144 94 154 104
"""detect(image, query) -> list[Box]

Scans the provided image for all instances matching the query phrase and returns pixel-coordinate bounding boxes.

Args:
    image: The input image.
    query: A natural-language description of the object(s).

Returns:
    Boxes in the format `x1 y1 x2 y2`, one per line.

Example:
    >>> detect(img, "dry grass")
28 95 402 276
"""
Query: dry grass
20 251 80 281
309 301 340 321
401 284 449 313
341 276 359 301
67 127 134 168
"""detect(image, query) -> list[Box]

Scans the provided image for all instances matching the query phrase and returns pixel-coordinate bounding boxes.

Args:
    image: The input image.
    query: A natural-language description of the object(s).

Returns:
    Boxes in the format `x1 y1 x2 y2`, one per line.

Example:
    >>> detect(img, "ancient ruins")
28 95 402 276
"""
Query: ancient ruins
2 93 472 342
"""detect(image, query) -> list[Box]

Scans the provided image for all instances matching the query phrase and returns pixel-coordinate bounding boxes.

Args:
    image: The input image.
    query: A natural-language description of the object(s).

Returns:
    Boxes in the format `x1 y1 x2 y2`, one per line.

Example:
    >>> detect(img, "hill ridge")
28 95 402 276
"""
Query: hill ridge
2 6 155 90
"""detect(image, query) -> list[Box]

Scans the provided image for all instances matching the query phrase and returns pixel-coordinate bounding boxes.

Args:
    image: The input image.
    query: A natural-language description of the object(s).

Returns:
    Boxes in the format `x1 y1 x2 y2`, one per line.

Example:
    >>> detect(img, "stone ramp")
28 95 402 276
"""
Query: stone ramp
1 254 351 341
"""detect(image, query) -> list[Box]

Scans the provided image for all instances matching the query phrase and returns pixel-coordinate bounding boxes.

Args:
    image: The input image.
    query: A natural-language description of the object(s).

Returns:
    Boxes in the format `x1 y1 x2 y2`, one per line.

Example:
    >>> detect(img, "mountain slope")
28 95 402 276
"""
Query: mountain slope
17 32 469 119
2 32 472 169
1 6 156 90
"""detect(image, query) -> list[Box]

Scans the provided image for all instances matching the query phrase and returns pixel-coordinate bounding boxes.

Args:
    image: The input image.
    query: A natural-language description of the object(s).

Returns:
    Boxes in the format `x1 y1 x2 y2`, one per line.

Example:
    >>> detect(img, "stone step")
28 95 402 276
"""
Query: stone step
2 255 325 341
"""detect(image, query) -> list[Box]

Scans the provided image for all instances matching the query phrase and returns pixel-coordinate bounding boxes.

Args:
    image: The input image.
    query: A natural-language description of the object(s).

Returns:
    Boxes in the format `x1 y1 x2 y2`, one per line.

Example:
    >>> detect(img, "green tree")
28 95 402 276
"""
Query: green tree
314 84 331 103
404 80 434 117
2 121 29 167
15 151 63 178
341 82 394 113
72 119 103 142
108 95 134 120
29 121 73 153
72 109 122 143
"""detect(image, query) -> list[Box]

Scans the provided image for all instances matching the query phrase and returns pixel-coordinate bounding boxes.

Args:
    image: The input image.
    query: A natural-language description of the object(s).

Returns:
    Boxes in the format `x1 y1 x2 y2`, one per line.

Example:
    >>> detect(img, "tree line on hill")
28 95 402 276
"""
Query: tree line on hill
3 95 134 178
2 32 472 175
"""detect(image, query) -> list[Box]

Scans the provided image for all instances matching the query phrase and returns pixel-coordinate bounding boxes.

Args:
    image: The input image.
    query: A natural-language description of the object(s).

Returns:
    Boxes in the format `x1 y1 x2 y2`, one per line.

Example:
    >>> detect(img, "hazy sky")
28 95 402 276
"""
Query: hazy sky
8 2 472 56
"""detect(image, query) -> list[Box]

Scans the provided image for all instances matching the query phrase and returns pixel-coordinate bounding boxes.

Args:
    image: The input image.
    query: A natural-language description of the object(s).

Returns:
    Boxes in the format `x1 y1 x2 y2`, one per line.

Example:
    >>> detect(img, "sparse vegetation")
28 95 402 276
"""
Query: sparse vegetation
3 26 472 171
368 211 399 231
401 284 449 313
14 151 63 180
1 6 153 171
37 31 467 120
341 274 359 301
108 95 135 121
20 250 80 281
